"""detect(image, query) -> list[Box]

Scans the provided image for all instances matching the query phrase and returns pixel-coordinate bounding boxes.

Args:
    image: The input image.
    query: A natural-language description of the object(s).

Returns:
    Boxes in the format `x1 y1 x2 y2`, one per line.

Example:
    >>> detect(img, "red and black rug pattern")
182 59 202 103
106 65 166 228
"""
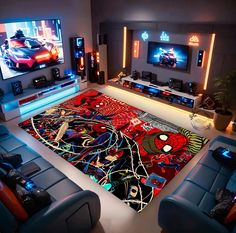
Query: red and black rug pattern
19 89 209 212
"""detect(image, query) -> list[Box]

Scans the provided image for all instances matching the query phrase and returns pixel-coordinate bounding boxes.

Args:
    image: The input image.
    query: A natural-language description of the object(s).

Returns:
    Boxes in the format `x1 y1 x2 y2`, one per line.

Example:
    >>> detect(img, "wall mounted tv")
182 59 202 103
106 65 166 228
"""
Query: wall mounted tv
0 19 64 80
147 41 190 72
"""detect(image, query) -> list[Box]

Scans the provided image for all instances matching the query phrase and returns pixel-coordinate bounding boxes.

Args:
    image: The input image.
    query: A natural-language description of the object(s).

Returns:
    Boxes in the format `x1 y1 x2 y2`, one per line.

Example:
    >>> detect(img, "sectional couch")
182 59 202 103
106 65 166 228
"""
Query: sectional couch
158 135 236 233
0 124 101 233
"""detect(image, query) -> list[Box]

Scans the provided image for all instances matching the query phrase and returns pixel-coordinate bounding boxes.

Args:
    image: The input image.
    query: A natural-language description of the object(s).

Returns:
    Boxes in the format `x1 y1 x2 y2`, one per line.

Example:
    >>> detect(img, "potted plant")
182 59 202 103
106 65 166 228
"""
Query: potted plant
213 70 236 131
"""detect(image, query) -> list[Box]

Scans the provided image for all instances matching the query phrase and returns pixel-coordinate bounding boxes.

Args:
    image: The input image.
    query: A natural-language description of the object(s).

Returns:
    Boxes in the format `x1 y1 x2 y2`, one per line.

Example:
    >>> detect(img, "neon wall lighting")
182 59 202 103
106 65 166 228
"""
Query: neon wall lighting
141 31 149 41
122 26 127 68
160 31 170 42
203 33 216 90
133 40 140 58
188 35 200 46
96 52 100 63
20 86 79 115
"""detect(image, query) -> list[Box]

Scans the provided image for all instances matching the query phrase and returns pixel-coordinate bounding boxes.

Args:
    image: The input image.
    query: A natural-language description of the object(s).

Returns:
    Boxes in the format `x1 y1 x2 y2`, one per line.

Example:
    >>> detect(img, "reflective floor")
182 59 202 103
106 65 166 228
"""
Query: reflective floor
2 83 236 233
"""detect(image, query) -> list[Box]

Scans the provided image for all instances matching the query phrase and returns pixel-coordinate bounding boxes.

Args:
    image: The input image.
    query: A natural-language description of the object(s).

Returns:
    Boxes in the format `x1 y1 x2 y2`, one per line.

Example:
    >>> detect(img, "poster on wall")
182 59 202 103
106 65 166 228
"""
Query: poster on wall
0 19 64 80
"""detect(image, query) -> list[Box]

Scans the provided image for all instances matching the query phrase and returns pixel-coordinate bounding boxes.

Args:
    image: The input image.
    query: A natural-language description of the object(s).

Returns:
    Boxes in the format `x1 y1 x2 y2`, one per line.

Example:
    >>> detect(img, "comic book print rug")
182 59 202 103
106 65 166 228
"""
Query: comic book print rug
19 89 209 212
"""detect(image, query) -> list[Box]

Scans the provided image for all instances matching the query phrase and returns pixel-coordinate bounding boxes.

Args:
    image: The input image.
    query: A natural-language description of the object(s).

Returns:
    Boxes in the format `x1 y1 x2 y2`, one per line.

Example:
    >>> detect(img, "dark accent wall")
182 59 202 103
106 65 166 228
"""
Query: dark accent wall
131 30 211 89
91 0 236 111
0 0 92 93
91 0 236 49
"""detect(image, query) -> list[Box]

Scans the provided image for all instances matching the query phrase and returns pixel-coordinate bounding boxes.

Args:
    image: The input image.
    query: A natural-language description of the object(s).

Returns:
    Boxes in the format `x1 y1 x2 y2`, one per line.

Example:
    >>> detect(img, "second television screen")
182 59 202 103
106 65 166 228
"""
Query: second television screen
0 19 64 80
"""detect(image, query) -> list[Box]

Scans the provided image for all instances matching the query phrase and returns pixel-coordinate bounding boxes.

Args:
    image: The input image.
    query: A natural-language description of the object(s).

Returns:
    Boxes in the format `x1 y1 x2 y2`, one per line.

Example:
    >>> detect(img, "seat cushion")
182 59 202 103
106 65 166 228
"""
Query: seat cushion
173 180 206 205
31 168 66 190
11 146 41 165
46 178 82 201
18 157 53 178
199 150 233 177
0 135 25 152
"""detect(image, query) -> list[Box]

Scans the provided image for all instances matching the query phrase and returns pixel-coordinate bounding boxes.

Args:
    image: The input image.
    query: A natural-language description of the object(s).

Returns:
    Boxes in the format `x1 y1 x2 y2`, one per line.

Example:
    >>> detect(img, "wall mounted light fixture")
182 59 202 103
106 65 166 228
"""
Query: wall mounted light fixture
203 33 216 90
188 35 200 46
160 31 170 41
122 26 127 68
133 40 140 58
141 31 149 41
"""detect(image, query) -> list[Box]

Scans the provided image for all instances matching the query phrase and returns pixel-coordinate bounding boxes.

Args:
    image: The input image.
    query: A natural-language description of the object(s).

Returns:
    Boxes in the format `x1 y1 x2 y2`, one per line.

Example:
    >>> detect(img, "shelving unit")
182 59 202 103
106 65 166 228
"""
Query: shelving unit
0 76 82 121
110 76 202 110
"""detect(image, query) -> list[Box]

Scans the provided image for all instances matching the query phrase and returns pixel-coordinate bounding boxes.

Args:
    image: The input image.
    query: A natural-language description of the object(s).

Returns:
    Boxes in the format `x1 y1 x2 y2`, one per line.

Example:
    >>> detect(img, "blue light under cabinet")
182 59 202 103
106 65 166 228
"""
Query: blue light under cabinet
20 86 79 115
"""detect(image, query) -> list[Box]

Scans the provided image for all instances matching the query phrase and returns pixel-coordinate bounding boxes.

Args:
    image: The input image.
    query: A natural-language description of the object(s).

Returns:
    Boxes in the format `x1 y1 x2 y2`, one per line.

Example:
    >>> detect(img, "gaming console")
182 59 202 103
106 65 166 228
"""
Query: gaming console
150 74 167 87
33 76 54 89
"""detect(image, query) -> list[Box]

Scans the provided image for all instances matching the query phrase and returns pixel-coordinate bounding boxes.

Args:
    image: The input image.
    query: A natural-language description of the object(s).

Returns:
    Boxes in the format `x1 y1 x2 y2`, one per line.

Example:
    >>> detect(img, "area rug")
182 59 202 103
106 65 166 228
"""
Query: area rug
19 89 209 212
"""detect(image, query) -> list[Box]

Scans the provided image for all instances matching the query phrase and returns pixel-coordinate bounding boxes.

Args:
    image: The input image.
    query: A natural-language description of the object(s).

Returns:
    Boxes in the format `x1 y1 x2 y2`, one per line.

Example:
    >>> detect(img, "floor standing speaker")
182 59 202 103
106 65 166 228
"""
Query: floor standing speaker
11 81 23 96
98 71 105 85
87 52 99 83
70 37 86 77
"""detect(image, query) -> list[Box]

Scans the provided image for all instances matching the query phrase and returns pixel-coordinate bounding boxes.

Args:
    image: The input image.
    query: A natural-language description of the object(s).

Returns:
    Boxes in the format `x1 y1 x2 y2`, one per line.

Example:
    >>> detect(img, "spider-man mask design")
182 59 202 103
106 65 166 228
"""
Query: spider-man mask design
141 132 188 154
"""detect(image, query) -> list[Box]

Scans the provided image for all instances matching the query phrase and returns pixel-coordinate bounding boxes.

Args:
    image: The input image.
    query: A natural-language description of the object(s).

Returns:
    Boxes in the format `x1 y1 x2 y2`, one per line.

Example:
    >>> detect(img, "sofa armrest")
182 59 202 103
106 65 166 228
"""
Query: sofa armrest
19 190 101 233
158 195 229 233
0 125 9 137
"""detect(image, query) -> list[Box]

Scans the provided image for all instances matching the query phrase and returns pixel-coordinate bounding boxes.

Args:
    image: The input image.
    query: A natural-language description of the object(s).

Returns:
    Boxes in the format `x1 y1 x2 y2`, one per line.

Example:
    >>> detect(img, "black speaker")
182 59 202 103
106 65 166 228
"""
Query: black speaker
70 37 86 77
11 81 23 96
98 71 105 85
51 68 60 80
87 52 99 83
97 34 107 45
141 71 152 82
197 50 204 67
184 81 197 96
150 73 157 84
131 70 140 80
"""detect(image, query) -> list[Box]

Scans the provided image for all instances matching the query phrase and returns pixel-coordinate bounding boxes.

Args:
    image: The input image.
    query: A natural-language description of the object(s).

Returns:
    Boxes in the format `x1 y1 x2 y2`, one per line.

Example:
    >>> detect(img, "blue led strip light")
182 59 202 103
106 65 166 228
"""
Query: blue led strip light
20 86 79 115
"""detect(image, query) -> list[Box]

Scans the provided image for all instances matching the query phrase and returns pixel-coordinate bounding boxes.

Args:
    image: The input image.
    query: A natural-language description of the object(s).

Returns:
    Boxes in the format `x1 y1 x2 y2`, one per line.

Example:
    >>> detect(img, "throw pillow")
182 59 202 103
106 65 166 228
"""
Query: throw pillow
224 203 236 224
210 189 234 222
0 180 28 221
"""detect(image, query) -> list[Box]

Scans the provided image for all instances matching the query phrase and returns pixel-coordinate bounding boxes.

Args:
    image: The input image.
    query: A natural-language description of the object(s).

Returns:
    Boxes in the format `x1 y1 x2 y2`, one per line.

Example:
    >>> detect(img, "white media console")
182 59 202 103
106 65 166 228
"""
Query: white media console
0 75 87 121
117 76 202 109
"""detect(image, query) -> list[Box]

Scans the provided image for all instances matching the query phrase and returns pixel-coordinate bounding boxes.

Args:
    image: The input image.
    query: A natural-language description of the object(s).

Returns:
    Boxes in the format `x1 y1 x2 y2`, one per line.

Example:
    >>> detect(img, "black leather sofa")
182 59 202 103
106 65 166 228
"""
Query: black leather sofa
158 135 236 233
0 124 101 233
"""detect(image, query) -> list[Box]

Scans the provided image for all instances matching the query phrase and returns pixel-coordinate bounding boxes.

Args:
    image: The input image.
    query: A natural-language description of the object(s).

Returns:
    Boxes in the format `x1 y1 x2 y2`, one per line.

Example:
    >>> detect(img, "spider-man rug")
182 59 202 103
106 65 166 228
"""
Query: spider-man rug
19 89 209 212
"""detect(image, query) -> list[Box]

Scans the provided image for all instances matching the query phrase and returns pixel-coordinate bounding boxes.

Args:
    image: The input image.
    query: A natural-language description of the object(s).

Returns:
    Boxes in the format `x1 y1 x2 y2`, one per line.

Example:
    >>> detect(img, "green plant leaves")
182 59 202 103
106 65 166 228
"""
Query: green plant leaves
213 69 236 114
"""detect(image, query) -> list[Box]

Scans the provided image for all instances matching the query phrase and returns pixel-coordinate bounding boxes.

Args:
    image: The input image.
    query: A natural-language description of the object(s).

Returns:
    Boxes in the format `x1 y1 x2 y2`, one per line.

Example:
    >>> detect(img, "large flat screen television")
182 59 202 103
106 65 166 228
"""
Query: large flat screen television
147 41 190 71
0 19 64 80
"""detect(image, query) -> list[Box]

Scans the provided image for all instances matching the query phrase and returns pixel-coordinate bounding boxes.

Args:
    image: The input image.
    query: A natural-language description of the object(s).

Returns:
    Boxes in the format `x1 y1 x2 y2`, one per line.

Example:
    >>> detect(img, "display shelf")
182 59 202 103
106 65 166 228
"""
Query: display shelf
109 76 202 110
0 76 81 121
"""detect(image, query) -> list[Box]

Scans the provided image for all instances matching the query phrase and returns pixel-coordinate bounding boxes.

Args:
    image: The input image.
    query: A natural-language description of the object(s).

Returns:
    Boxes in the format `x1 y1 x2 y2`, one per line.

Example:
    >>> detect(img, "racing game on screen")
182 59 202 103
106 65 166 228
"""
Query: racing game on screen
0 19 64 80
147 41 190 71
